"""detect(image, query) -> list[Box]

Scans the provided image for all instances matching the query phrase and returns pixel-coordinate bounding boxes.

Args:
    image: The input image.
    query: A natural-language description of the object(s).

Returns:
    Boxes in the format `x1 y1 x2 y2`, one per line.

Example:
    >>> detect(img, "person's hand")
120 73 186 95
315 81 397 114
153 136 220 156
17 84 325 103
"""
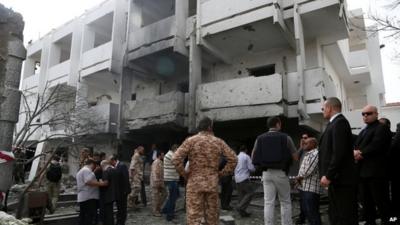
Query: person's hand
353 150 363 161
300 139 306 149
320 176 331 187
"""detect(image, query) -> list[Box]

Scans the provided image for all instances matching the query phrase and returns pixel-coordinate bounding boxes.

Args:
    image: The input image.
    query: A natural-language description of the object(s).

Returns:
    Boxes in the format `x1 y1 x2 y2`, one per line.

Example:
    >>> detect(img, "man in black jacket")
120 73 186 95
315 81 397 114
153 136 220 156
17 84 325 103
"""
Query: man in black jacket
354 105 392 225
100 160 117 225
390 122 400 219
319 97 358 225
109 154 131 225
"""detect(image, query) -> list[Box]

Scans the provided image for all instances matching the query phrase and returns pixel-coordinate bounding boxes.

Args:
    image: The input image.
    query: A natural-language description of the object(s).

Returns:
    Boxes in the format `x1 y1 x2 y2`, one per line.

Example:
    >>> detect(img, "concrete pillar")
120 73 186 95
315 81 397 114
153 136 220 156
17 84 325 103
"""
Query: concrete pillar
188 24 202 133
0 4 26 152
294 2 309 121
117 68 132 139
0 4 25 191
82 26 95 52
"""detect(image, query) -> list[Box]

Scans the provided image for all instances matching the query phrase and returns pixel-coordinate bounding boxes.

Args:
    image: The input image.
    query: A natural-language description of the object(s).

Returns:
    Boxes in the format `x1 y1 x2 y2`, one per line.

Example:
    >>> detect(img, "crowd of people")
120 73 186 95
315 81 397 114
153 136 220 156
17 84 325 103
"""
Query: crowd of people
43 97 399 225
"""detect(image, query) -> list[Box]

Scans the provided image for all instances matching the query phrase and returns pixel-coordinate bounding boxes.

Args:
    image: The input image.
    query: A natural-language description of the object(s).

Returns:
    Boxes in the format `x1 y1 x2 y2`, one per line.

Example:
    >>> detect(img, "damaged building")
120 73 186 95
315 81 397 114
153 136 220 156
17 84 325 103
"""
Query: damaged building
17 0 390 178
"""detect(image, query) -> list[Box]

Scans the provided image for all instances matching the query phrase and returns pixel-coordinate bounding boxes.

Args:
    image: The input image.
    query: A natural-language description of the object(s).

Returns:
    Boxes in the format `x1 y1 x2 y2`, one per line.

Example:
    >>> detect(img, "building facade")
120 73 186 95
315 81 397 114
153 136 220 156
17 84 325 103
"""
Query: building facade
18 0 390 177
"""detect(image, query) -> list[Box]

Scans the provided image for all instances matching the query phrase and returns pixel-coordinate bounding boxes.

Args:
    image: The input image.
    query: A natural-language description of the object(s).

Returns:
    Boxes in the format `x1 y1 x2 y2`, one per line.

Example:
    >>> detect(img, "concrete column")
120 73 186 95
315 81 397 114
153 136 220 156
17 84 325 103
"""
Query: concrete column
82 26 95 52
0 5 26 152
174 0 189 55
117 68 132 139
48 44 61 67
69 21 83 86
294 2 309 121
188 26 202 133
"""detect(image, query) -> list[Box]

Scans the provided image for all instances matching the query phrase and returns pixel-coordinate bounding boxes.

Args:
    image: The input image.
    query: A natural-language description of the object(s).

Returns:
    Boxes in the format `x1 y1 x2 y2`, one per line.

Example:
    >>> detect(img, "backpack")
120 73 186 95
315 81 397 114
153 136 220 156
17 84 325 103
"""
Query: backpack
46 163 62 182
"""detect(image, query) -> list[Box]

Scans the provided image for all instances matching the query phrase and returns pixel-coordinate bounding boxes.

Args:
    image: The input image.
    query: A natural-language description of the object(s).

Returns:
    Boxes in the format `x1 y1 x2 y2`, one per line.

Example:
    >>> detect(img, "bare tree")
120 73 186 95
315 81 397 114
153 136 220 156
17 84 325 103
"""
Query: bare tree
12 82 106 183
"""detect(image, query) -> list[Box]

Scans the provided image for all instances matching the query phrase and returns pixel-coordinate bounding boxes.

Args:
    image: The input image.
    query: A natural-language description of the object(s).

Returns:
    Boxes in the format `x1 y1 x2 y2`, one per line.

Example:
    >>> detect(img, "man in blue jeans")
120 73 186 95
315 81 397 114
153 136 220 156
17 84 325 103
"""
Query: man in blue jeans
162 144 180 222
296 138 322 225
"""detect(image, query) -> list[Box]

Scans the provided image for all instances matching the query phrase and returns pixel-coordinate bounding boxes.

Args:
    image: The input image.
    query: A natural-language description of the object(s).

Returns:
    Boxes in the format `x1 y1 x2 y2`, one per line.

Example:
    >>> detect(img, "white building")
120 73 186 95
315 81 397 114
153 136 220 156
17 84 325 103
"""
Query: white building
18 0 391 177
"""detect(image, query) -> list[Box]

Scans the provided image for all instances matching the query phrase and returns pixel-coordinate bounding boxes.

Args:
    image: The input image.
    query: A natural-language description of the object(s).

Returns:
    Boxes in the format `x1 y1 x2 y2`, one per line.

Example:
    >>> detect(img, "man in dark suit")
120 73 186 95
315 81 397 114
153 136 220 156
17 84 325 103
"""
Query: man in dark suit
100 160 117 225
319 97 358 225
354 105 392 225
110 154 131 225
390 122 400 219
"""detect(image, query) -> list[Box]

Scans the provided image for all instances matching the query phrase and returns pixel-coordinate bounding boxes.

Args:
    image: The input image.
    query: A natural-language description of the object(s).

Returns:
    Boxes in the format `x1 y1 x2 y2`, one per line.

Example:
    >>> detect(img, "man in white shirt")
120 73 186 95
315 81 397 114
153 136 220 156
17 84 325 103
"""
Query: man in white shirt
235 145 256 217
76 159 105 225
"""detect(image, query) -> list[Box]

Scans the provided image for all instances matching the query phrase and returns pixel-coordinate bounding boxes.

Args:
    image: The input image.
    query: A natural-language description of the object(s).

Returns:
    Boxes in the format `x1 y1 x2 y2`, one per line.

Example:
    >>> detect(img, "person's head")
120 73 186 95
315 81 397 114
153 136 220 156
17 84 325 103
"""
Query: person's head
379 118 391 128
156 151 164 160
92 152 100 162
99 152 106 161
304 137 318 151
100 160 111 170
267 116 282 130
52 155 60 162
85 158 97 171
301 133 309 140
197 117 213 132
361 105 378 124
170 144 179 152
135 146 145 155
81 148 90 157
322 97 342 119
109 154 118 166
239 145 247 153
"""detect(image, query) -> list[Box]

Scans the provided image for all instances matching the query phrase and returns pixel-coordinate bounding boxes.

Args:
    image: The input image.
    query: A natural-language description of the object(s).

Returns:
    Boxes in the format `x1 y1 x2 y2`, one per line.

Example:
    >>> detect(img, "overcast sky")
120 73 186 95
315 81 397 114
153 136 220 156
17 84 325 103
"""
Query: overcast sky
1 0 399 103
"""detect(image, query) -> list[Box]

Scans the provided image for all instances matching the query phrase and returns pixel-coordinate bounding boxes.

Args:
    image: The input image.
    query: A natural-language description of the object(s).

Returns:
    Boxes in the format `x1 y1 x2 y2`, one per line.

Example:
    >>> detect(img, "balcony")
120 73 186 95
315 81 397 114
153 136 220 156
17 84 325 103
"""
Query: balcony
124 91 185 130
197 74 284 121
285 67 335 116
88 103 119 134
80 42 112 77
199 0 348 58
348 49 370 76
126 0 188 77
127 16 177 61
47 60 71 87
21 75 39 92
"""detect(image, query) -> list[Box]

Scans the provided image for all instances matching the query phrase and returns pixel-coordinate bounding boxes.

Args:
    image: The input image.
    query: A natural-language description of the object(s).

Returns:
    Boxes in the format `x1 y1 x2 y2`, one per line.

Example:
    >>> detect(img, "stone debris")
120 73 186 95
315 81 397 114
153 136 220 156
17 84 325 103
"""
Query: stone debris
0 211 31 225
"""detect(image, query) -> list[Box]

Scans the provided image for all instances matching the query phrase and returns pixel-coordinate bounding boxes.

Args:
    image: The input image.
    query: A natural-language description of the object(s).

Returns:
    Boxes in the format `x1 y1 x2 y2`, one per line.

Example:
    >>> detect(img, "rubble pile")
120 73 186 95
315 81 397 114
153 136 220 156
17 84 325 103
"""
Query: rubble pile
0 211 31 225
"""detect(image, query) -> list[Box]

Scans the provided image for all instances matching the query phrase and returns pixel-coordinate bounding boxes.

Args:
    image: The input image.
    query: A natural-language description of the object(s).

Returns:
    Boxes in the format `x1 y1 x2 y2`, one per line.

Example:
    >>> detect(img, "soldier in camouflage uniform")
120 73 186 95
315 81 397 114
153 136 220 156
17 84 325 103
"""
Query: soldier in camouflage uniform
128 146 145 209
173 117 237 225
150 151 166 216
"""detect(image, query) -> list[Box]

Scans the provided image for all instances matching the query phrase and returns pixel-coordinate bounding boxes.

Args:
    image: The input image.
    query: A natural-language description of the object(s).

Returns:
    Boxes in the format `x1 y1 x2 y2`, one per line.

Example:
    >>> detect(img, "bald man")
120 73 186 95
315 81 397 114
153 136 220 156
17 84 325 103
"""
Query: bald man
354 105 392 225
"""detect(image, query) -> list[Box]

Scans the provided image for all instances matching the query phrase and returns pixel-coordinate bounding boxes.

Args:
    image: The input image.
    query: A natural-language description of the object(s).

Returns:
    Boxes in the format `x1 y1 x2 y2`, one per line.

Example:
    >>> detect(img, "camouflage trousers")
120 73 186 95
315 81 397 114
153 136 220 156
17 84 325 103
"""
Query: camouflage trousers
151 186 167 214
186 191 219 225
47 182 60 212
128 179 142 208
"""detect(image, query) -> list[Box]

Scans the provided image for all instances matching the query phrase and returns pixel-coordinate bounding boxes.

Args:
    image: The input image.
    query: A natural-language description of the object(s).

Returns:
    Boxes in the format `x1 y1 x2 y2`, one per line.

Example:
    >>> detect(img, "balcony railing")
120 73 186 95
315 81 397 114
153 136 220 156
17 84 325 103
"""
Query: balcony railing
197 74 284 121
81 42 112 73
89 102 119 134
125 91 185 129
47 60 71 87
21 75 39 91
129 16 176 51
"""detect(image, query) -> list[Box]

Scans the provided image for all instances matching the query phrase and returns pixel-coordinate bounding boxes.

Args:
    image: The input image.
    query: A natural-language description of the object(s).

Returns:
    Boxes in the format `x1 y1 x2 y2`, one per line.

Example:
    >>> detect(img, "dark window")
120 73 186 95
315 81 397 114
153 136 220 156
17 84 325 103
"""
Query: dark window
177 82 189 93
248 64 275 77
131 93 136 101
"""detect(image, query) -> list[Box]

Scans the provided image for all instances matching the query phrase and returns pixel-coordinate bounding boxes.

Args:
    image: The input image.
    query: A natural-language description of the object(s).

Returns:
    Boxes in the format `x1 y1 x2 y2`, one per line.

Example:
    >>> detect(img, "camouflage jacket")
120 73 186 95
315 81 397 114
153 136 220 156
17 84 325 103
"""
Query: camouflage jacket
129 152 144 180
150 158 164 188
173 131 237 193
